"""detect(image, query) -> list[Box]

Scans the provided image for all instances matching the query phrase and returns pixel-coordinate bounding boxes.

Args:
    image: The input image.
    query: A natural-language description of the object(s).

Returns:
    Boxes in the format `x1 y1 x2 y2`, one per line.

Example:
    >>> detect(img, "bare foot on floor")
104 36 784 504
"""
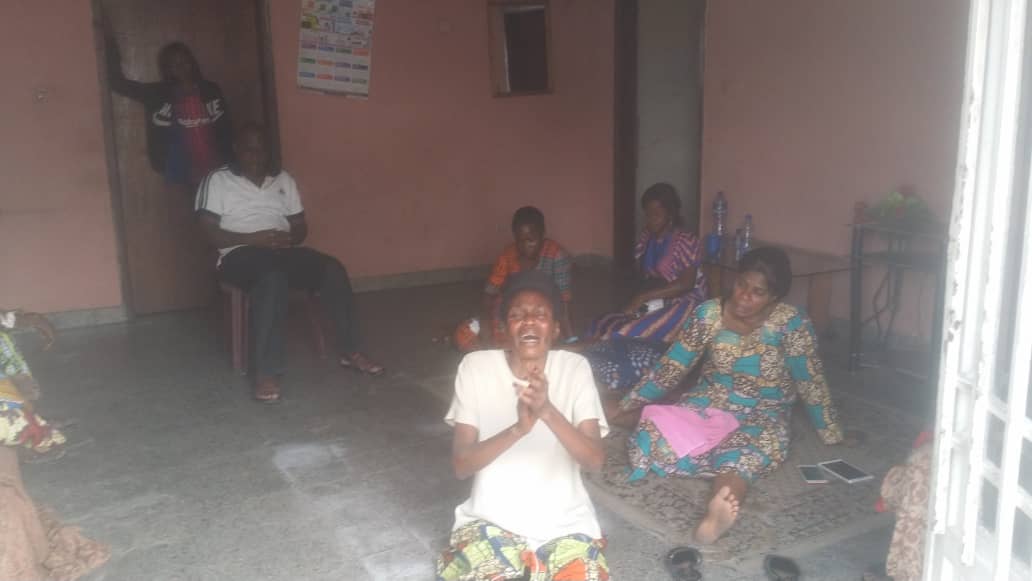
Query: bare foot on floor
694 485 740 544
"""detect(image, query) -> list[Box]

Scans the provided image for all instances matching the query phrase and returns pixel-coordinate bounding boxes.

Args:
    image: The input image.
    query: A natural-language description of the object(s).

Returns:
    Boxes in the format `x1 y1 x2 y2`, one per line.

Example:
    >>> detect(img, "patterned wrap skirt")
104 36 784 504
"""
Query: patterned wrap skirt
436 520 609 581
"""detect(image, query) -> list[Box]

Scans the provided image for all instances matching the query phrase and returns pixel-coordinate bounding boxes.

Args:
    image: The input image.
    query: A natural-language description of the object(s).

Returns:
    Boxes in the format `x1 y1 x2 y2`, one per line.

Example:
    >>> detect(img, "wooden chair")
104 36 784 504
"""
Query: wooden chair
218 281 328 375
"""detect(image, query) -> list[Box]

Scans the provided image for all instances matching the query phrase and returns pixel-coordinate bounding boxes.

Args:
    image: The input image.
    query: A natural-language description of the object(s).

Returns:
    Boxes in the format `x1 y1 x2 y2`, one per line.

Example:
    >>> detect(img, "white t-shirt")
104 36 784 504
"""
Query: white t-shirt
445 350 609 549
195 167 304 258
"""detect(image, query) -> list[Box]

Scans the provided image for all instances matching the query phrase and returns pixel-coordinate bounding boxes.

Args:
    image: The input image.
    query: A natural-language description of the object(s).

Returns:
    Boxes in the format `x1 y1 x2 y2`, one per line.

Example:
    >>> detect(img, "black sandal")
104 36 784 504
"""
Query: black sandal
764 555 801 580
665 547 702 581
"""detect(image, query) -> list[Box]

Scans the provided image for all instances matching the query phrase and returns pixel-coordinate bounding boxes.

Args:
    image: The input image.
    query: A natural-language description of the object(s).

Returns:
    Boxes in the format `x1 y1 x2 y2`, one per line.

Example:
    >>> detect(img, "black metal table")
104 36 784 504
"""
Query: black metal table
848 220 947 379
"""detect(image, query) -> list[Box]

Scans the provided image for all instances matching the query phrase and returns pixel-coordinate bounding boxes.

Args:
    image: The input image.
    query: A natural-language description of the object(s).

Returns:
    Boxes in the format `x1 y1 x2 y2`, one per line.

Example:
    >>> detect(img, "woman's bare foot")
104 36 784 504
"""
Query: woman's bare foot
694 485 740 544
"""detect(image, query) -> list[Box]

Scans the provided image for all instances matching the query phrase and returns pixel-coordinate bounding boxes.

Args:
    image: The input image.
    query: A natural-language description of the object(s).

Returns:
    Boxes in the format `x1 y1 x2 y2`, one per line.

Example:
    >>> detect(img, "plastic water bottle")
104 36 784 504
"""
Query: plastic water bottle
742 214 753 252
706 191 728 261
713 192 728 236
734 228 745 262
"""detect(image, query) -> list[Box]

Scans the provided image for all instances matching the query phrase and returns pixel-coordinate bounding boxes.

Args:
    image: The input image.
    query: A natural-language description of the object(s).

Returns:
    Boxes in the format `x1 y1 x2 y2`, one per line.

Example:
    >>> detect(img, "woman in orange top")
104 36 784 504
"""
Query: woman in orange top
453 207 574 352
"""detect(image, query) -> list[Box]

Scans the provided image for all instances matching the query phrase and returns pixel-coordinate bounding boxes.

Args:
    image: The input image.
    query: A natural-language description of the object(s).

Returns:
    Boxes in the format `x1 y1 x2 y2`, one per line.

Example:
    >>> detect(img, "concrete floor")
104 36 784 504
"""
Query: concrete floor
19 273 934 580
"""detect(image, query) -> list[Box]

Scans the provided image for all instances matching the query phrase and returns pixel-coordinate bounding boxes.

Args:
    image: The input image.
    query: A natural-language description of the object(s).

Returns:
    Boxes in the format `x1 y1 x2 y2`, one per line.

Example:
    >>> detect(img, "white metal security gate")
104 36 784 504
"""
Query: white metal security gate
927 0 1032 579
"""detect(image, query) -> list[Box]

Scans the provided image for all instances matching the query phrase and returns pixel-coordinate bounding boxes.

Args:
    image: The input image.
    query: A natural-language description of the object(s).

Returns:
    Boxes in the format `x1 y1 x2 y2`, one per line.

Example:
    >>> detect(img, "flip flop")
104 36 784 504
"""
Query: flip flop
764 555 801 581
22 436 94 464
21 447 67 464
665 547 702 581
49 417 81 430
340 352 385 377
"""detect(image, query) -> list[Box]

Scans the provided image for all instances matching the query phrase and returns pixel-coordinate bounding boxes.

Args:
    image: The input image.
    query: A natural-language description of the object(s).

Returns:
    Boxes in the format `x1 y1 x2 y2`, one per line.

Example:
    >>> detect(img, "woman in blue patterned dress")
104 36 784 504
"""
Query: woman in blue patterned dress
587 183 707 344
605 247 844 544
582 183 708 392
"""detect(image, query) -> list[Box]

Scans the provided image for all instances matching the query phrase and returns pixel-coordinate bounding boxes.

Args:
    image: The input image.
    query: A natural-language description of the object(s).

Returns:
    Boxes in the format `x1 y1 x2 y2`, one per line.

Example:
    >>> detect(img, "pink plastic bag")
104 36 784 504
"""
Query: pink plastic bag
641 405 740 458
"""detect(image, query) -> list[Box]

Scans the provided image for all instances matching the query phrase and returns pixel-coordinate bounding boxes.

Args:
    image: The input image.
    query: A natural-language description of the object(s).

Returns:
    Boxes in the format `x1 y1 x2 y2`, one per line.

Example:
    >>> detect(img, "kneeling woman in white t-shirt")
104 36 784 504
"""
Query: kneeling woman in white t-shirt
437 271 611 581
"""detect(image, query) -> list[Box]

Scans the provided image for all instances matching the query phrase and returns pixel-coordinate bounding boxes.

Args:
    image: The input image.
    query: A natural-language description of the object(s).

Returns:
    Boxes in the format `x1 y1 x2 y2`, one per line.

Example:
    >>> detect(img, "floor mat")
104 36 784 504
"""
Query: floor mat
585 393 915 565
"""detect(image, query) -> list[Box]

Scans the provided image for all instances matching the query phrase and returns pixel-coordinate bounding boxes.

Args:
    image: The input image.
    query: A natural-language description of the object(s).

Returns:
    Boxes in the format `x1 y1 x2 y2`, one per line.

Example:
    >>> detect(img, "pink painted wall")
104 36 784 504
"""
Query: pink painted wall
0 2 123 312
700 0 969 338
267 0 615 278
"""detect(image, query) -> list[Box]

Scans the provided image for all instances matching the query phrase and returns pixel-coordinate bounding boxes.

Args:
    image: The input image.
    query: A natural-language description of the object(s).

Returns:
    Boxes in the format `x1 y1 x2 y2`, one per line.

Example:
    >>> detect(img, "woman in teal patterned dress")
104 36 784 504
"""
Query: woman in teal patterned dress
606 247 844 544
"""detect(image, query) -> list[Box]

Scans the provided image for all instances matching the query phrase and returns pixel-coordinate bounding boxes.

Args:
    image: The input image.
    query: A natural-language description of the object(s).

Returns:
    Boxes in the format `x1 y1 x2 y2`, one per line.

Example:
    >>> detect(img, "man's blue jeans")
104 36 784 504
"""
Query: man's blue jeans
219 246 358 378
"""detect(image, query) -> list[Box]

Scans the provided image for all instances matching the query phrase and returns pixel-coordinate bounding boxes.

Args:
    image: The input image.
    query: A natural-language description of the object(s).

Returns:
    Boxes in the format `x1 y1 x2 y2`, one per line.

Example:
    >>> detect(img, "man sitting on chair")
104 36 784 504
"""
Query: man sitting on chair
196 124 384 403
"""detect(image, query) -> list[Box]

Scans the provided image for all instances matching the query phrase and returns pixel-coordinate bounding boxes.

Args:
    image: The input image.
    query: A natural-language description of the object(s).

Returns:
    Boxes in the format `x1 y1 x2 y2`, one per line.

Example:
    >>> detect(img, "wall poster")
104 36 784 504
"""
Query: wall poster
297 0 375 96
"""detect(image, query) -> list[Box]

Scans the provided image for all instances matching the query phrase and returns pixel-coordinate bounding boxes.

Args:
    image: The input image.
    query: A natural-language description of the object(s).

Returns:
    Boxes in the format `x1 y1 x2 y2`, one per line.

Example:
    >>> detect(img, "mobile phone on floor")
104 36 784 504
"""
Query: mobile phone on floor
798 464 829 484
818 459 874 484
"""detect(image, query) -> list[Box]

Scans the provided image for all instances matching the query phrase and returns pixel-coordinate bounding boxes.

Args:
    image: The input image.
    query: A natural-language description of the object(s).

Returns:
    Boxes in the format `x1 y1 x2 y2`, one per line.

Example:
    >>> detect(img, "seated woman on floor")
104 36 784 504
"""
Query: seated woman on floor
605 247 844 544
452 206 574 352
437 271 610 581
582 183 707 391
0 309 109 580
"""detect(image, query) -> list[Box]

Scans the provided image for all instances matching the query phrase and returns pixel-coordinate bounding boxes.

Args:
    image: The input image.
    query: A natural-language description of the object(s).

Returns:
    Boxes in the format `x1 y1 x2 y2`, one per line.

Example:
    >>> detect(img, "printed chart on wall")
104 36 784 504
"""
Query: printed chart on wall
297 0 375 96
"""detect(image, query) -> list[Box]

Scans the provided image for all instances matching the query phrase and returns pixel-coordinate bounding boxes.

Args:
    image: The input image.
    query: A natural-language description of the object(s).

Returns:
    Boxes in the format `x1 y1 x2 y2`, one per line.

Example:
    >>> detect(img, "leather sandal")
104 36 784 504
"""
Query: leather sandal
340 352 385 376
253 377 281 403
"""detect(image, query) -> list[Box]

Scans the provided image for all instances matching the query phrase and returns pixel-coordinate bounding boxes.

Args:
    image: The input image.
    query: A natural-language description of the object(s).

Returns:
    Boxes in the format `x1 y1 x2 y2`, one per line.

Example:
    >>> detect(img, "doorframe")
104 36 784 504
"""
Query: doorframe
612 0 708 268
90 0 135 318
612 0 638 272
690 1 707 236
926 0 1032 577
90 0 282 317
255 0 283 171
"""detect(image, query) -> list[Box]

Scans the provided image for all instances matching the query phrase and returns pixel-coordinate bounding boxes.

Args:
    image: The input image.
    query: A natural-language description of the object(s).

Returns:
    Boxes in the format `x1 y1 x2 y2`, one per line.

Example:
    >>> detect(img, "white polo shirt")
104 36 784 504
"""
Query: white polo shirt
445 350 609 548
195 166 304 258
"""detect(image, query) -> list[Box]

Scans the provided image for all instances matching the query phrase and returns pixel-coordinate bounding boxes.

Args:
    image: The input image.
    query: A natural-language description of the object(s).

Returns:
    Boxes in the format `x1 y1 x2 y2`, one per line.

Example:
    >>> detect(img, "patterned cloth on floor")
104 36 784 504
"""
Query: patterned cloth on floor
436 520 609 581
0 447 110 580
582 337 666 392
0 332 64 453
881 442 932 581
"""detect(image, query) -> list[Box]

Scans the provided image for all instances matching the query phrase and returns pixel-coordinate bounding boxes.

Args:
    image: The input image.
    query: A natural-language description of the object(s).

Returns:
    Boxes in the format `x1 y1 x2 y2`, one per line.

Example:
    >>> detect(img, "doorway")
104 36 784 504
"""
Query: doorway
92 0 278 315
612 0 706 267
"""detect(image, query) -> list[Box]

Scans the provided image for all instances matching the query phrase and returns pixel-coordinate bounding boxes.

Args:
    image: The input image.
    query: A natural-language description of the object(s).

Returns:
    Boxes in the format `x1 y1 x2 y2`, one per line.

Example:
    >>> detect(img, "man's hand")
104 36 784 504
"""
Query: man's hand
249 229 292 249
